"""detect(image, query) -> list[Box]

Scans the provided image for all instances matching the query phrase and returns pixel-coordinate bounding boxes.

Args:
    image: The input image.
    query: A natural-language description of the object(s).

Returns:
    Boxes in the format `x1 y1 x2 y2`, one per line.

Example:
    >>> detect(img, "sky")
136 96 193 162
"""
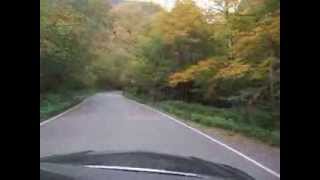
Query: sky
126 0 217 11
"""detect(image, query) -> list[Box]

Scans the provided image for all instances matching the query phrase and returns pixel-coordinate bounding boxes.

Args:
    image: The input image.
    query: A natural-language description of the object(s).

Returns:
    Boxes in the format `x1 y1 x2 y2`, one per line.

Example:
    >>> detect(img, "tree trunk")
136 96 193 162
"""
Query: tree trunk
228 37 234 60
269 58 275 110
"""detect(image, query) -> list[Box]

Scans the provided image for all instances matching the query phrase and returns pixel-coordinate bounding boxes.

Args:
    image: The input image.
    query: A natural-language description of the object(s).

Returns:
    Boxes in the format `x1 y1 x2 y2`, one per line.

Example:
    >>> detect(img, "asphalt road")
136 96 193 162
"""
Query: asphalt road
40 92 280 180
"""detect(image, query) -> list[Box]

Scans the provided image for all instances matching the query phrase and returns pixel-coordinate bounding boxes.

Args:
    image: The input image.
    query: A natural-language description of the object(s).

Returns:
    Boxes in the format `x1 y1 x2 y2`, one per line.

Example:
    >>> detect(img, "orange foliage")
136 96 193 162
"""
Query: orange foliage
169 59 250 87
215 62 250 79
168 59 221 87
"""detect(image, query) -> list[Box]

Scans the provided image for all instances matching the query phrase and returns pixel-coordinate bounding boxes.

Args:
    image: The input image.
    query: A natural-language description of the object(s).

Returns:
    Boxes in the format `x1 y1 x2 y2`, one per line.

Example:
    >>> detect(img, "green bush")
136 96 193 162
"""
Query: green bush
270 130 280 146
40 89 97 121
155 100 279 146
190 113 203 123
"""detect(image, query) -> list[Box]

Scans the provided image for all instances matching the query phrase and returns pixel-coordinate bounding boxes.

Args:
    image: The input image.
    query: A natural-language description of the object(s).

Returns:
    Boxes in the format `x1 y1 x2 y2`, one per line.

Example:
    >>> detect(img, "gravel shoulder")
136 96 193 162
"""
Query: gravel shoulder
177 118 280 173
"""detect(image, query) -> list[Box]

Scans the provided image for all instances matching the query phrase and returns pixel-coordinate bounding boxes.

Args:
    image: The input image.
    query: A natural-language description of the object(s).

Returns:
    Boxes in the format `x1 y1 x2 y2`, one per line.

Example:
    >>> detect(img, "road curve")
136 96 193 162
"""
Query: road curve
40 91 280 180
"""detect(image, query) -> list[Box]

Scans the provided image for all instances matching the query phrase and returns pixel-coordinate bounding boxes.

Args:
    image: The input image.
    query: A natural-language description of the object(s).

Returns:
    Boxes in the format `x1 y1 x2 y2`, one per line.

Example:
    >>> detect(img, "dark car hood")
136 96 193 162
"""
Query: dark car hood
40 151 254 180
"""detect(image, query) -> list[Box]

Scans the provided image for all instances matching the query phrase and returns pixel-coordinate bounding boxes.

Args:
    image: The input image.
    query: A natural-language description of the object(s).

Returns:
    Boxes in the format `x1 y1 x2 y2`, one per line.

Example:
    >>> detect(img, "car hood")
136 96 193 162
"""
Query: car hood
40 151 254 180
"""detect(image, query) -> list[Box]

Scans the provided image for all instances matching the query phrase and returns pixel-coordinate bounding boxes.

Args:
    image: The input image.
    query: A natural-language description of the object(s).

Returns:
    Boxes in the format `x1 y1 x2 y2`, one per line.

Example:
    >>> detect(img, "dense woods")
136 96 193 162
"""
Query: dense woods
40 0 280 145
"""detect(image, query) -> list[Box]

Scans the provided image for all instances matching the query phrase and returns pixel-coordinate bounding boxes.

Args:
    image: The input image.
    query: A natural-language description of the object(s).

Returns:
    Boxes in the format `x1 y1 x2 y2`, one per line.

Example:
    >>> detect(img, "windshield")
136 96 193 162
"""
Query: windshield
40 0 280 180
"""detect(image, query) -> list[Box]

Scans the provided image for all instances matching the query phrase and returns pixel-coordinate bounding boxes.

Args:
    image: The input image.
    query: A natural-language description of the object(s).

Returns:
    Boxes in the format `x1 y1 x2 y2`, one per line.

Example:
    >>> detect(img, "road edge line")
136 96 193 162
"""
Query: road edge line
40 99 87 127
126 98 280 178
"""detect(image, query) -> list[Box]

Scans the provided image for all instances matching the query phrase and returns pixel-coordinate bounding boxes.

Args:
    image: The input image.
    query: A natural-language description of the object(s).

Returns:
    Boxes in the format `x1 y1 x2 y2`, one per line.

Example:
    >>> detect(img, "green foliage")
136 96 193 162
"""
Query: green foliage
40 89 97 121
89 1 162 89
41 0 279 145
157 100 279 146
124 0 279 146
129 33 175 100
41 0 110 92
152 0 218 65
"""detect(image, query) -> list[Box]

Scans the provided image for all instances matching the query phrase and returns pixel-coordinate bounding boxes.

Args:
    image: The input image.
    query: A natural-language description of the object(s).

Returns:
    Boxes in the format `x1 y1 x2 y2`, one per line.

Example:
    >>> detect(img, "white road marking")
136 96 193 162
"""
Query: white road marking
126 98 280 178
84 165 202 177
40 99 87 127
39 93 280 178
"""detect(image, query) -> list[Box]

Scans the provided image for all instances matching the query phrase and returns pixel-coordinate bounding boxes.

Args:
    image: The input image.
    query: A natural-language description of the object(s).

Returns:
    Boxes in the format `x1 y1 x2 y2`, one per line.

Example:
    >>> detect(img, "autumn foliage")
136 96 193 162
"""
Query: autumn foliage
41 0 280 132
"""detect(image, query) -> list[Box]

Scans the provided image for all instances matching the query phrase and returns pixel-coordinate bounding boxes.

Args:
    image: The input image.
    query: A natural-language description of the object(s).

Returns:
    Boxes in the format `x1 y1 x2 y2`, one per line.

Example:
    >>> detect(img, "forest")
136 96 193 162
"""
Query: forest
40 0 280 145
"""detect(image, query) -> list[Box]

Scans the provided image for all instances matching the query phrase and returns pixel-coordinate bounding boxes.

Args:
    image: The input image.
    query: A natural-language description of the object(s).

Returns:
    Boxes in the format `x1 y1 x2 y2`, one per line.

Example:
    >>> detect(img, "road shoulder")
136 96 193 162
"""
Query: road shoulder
180 119 280 173
125 96 280 174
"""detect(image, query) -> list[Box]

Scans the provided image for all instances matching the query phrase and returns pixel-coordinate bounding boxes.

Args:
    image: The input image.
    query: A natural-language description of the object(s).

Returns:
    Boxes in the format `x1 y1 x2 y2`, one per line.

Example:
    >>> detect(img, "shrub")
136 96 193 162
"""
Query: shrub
155 100 279 146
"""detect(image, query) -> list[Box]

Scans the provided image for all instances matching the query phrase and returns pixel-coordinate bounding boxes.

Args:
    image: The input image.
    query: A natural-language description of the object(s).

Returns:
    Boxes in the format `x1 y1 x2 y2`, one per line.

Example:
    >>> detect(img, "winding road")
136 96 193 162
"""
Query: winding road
40 91 280 180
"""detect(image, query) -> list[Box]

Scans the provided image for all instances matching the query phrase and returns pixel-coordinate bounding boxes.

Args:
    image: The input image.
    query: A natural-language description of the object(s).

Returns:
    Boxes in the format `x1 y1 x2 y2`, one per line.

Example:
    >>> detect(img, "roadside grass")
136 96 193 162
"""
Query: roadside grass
40 89 98 122
158 101 280 146
124 92 279 147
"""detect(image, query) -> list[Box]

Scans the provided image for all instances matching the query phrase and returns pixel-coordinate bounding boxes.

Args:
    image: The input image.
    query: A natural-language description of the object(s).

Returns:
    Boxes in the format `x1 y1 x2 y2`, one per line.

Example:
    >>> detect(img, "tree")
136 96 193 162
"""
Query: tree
90 1 162 89
168 58 250 102
40 0 112 92
152 0 217 65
